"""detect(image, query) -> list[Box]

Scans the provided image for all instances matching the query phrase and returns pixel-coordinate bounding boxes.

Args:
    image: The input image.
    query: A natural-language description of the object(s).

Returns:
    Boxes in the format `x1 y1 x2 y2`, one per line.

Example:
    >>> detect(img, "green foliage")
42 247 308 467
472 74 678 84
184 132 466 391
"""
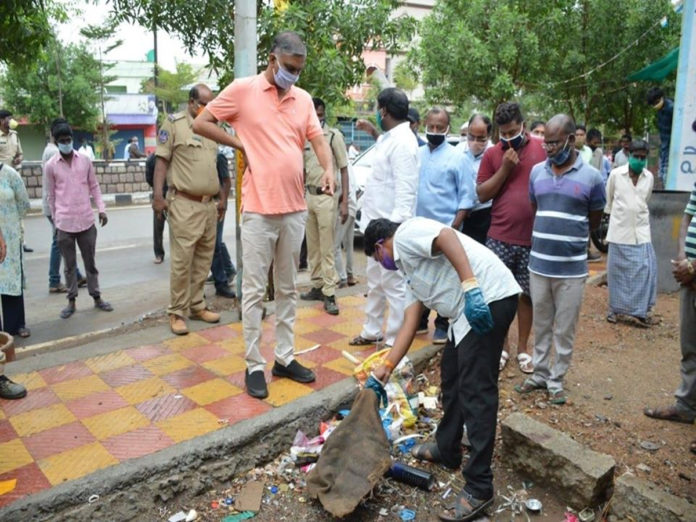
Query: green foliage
0 39 102 132
141 62 200 116
109 0 416 107
0 0 65 67
393 59 418 94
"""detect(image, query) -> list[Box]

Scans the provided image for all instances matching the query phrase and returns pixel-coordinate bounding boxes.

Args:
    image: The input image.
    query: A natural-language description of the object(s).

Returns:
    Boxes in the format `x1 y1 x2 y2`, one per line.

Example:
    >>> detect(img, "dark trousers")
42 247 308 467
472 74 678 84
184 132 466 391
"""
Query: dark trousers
435 295 518 499
1 293 26 334
57 225 100 300
153 210 166 259
420 307 449 332
211 216 236 290
461 207 491 246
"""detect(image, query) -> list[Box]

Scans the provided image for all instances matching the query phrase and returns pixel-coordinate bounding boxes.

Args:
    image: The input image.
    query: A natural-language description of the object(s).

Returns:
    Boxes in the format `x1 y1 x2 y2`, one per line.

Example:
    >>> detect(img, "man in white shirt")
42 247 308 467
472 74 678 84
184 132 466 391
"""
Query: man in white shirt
604 139 657 327
78 138 95 161
350 88 419 348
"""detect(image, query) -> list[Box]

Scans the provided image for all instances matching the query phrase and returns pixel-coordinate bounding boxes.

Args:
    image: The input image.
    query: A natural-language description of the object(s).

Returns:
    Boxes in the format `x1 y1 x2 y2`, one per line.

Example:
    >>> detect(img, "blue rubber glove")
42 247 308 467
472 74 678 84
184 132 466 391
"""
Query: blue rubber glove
463 285 494 335
365 373 388 408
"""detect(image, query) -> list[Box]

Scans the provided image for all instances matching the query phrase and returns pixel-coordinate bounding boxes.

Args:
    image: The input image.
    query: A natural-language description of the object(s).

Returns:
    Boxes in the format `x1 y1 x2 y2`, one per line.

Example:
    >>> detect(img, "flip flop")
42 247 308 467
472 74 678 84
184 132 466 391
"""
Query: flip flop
498 350 509 372
514 379 546 394
411 442 459 469
517 353 534 374
439 489 493 521
348 335 383 346
548 389 567 405
643 405 695 424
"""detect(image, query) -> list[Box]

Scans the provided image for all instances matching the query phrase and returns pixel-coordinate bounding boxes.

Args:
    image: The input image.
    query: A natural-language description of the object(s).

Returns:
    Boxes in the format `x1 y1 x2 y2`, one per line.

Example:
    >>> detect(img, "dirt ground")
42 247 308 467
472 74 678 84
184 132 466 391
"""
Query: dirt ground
154 281 696 521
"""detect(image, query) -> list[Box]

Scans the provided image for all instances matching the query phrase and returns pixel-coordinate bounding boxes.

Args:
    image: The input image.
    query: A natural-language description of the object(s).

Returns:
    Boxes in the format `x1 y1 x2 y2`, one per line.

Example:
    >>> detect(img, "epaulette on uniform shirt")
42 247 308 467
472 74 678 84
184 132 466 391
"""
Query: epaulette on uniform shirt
168 112 186 122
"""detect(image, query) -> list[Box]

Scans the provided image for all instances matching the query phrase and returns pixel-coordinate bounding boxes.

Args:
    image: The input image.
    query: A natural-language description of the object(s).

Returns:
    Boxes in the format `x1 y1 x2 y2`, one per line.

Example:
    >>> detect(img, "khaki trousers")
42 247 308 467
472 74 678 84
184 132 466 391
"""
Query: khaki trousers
167 195 217 317
241 211 307 373
306 193 338 296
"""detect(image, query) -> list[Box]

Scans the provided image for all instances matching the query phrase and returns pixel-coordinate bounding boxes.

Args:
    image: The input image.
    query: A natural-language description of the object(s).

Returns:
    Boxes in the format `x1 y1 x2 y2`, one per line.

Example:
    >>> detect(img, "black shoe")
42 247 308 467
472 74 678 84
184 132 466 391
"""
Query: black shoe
216 286 236 298
272 360 315 383
323 295 339 315
22 245 33 253
300 287 324 301
206 274 215 283
60 300 76 319
94 299 113 312
0 375 27 400
245 370 268 399
77 277 87 288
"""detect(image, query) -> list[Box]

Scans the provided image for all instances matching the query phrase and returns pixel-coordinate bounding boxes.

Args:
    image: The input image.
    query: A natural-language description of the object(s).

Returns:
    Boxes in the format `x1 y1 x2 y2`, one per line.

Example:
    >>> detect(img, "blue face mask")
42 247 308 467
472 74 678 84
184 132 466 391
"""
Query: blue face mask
549 137 571 166
501 124 525 150
376 241 398 270
274 61 299 90
376 109 385 131
58 141 73 155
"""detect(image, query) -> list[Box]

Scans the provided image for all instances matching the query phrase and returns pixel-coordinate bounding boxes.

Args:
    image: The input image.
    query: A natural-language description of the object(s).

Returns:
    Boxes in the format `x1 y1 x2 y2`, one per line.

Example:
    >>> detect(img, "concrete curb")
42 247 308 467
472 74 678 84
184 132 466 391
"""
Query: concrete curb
0 340 441 521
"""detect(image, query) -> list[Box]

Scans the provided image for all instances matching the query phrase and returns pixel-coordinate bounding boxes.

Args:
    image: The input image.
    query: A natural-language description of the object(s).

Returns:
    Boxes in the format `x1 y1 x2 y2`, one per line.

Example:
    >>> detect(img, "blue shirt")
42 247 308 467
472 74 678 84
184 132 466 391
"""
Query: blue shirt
461 148 492 211
415 142 475 225
657 98 674 150
528 154 606 278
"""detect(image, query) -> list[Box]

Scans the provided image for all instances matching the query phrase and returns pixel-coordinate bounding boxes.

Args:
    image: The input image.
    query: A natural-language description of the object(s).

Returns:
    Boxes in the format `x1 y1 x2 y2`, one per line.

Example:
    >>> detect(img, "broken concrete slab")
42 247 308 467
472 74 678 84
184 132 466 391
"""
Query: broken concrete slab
501 412 615 509
610 472 696 521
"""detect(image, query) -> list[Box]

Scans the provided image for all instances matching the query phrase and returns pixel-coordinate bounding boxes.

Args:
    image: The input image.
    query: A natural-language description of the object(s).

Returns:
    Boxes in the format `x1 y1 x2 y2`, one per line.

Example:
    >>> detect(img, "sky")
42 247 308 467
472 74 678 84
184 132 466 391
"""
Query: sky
57 0 207 70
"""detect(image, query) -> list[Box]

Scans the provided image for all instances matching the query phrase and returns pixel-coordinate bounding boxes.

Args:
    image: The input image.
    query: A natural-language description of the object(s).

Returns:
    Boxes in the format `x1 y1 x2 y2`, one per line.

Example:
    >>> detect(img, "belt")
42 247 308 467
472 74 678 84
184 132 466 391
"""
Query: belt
172 187 215 203
306 184 329 196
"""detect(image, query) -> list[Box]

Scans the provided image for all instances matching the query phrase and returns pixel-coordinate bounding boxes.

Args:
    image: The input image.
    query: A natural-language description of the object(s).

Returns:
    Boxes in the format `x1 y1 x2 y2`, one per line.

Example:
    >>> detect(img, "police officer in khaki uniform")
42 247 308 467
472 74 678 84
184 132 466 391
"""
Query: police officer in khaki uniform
0 110 23 168
300 98 349 315
152 84 222 335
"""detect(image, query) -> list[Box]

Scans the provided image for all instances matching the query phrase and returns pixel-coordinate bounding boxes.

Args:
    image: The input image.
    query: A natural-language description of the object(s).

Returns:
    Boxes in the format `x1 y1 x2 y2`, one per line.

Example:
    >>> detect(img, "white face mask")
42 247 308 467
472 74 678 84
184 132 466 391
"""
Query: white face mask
58 141 73 154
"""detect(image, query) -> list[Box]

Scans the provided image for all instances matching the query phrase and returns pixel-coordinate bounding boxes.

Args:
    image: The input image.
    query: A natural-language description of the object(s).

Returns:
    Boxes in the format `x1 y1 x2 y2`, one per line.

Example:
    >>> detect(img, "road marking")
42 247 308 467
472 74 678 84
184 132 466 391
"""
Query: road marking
23 243 140 261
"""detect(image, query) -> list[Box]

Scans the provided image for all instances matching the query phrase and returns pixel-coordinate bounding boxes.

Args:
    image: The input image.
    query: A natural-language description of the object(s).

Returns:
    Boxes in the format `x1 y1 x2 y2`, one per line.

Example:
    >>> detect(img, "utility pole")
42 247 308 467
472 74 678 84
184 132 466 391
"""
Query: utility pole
233 0 257 300
153 19 159 116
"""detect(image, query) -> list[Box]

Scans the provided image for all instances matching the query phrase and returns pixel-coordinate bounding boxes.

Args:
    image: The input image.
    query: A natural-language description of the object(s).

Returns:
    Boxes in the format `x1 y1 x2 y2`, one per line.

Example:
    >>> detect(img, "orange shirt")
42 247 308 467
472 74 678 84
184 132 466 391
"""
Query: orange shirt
207 74 323 215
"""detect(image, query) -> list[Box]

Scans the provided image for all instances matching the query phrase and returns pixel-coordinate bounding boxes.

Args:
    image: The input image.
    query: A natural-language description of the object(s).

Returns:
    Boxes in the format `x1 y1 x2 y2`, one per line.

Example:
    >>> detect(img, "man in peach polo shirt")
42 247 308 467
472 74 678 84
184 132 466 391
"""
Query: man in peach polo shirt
194 31 335 399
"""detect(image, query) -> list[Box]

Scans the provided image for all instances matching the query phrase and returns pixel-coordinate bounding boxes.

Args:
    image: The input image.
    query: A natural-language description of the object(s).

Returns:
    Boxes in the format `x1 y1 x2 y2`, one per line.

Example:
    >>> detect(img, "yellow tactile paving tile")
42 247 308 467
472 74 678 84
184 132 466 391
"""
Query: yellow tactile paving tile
201 354 247 376
265 379 314 407
322 356 356 377
293 320 323 335
0 409 5 420
337 295 367 307
334 307 365 320
156 408 222 443
181 378 242 406
163 332 209 352
82 406 151 440
9 371 47 391
84 351 136 374
142 353 194 376
227 322 243 332
0 439 33 475
115 376 176 405
38 442 118 486
10 403 77 437
295 307 323 319
326 321 363 335
216 338 246 354
51 374 110 402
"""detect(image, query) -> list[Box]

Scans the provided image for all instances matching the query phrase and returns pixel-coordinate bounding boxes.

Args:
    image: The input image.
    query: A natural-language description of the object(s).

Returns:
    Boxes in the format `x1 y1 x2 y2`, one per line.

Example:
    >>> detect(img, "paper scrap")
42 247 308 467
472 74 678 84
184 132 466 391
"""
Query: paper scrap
235 481 264 512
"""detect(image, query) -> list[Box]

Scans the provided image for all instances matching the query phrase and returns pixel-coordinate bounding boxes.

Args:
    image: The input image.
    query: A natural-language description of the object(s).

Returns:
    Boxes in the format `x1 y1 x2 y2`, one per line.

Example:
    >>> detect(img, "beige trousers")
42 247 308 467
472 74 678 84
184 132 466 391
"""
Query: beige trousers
167 195 217 317
306 193 338 296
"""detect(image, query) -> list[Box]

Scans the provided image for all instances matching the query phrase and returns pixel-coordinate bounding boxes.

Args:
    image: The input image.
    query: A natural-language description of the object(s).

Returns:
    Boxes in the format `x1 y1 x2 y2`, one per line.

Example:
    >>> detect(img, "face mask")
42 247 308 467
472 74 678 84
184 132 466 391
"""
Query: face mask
653 98 664 111
549 137 571 166
376 241 398 270
9 119 18 130
58 141 73 155
500 124 524 150
195 103 205 117
274 61 299 90
628 156 646 173
426 129 448 147
376 109 385 131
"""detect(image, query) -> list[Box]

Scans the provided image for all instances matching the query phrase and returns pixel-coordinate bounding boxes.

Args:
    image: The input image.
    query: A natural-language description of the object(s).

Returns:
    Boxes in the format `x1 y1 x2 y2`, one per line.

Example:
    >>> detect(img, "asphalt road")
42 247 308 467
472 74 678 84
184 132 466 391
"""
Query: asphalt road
20 205 239 349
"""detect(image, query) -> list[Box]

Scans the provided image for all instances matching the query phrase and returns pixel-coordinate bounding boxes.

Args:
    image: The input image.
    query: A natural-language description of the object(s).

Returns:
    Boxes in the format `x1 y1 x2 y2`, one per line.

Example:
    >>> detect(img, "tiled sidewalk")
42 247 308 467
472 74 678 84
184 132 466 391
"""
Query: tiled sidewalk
0 295 431 509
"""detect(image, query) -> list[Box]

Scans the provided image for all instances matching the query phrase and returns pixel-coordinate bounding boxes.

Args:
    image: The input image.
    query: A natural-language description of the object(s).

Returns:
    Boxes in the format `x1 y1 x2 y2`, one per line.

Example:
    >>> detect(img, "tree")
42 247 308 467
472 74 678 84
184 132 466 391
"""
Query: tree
0 0 65 67
109 0 416 107
141 62 200 117
1 39 102 133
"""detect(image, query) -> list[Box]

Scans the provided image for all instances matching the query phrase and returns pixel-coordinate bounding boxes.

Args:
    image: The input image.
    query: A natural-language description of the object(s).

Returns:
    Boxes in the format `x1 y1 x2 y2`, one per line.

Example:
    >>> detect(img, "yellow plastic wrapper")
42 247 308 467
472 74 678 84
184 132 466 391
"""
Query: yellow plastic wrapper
351 348 391 384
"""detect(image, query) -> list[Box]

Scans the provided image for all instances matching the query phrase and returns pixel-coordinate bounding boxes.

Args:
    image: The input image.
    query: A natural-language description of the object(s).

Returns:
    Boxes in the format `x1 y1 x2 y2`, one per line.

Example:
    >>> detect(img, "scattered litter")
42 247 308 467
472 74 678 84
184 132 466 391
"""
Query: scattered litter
442 487 452 499
235 481 264 512
222 513 255 522
168 512 187 522
388 461 435 491
270 485 278 494
184 509 198 522
379 507 389 516
578 507 595 521
399 508 416 520
217 418 229 424
637 463 652 473
341 350 361 365
87 494 99 504
603 394 613 400
173 394 183 399
210 501 219 509
495 485 531 519
525 498 542 513
640 440 660 452
224 497 234 506
295 344 321 355
564 512 579 522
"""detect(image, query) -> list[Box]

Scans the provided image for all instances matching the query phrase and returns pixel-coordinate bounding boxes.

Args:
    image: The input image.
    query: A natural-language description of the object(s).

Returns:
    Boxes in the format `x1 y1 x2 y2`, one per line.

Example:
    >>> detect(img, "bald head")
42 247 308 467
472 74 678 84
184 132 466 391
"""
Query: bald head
545 114 575 137
271 31 307 57
188 83 214 119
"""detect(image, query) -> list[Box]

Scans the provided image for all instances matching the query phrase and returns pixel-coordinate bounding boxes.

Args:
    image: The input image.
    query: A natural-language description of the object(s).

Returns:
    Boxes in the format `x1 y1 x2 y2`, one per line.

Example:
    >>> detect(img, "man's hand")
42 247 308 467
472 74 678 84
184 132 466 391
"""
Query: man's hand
152 195 168 220
99 213 108 227
501 148 520 171
356 119 379 139
339 198 349 224
365 372 388 408
672 258 695 286
461 278 494 335
12 155 21 166
0 233 6 263
217 200 227 222
320 170 335 196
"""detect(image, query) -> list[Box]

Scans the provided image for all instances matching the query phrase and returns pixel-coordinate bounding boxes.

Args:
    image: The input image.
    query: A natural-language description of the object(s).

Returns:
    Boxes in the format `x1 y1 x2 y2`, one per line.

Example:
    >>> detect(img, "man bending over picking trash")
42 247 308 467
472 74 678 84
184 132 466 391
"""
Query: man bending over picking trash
365 216 520 521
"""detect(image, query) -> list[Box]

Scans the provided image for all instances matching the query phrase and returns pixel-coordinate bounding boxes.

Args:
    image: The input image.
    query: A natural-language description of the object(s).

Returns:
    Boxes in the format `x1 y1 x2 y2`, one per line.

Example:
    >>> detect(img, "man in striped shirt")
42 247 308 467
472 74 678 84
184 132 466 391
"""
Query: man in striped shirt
644 182 696 455
515 114 605 405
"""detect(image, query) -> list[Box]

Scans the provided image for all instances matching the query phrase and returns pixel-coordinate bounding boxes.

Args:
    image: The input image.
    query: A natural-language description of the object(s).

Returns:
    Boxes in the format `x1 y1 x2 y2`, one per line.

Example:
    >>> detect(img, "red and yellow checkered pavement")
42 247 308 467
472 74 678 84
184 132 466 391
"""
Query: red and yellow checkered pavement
0 295 432 508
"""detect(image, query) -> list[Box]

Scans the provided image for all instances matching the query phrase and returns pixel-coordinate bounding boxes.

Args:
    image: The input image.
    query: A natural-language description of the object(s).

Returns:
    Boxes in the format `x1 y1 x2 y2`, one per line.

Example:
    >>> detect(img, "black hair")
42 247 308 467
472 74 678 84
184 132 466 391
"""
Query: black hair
407 107 420 124
52 122 73 139
312 97 325 110
50 117 68 133
646 87 664 106
629 139 649 153
576 124 587 132
0 110 11 120
377 87 409 120
530 120 544 132
469 113 492 134
364 219 401 257
494 102 523 126
271 31 307 57
587 128 602 141
425 107 450 126
621 133 632 141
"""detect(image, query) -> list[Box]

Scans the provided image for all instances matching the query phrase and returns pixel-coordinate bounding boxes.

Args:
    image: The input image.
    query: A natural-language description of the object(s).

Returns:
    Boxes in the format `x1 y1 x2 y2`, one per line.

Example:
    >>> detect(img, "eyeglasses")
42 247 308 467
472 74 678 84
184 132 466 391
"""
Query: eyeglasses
542 137 568 151
467 134 488 143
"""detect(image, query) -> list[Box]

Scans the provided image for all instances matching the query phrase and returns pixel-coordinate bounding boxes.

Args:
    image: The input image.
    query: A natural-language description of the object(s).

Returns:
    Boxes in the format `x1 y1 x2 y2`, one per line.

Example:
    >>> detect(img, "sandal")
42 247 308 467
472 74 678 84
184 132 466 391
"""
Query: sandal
498 350 509 372
643 404 695 424
411 442 459 470
439 489 493 521
548 389 567 405
349 334 383 346
514 378 546 394
517 353 534 374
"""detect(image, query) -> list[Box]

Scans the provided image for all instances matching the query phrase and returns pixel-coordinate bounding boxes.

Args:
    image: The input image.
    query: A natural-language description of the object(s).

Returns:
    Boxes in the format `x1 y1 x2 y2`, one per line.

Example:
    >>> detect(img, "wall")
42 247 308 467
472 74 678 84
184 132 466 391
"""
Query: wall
20 160 150 199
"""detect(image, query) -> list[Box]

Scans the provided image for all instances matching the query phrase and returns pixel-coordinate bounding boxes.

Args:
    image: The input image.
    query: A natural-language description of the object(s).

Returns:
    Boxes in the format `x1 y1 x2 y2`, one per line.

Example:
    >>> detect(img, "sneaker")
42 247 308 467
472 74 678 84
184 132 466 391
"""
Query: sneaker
190 309 221 323
272 360 316 383
300 287 324 301
170 314 188 335
0 375 27 400
49 283 67 294
587 250 602 263
433 327 448 344
324 295 339 315
215 286 236 299
245 369 268 399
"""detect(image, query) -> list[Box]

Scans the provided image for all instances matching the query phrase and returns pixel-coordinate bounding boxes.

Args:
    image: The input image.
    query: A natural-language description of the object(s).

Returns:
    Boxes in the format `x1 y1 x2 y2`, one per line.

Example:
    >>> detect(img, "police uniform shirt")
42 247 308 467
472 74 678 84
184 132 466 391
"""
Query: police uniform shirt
0 130 22 165
303 124 348 195
155 111 219 196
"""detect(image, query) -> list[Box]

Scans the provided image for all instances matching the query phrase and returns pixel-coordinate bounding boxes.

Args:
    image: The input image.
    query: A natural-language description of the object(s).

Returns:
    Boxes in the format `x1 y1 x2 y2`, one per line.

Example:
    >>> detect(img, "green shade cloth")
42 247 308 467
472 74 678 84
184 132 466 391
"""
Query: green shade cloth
627 46 679 81
146 49 155 62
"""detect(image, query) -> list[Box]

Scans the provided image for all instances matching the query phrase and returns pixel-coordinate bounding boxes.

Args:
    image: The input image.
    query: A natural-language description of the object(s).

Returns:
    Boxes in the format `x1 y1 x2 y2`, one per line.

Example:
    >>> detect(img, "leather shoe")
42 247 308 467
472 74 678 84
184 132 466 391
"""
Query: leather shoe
190 309 220 323
170 314 188 335
245 370 268 399
0 375 27 400
215 286 236 299
300 287 324 301
272 360 315 383
323 295 339 315
347 276 358 286
49 283 67 294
